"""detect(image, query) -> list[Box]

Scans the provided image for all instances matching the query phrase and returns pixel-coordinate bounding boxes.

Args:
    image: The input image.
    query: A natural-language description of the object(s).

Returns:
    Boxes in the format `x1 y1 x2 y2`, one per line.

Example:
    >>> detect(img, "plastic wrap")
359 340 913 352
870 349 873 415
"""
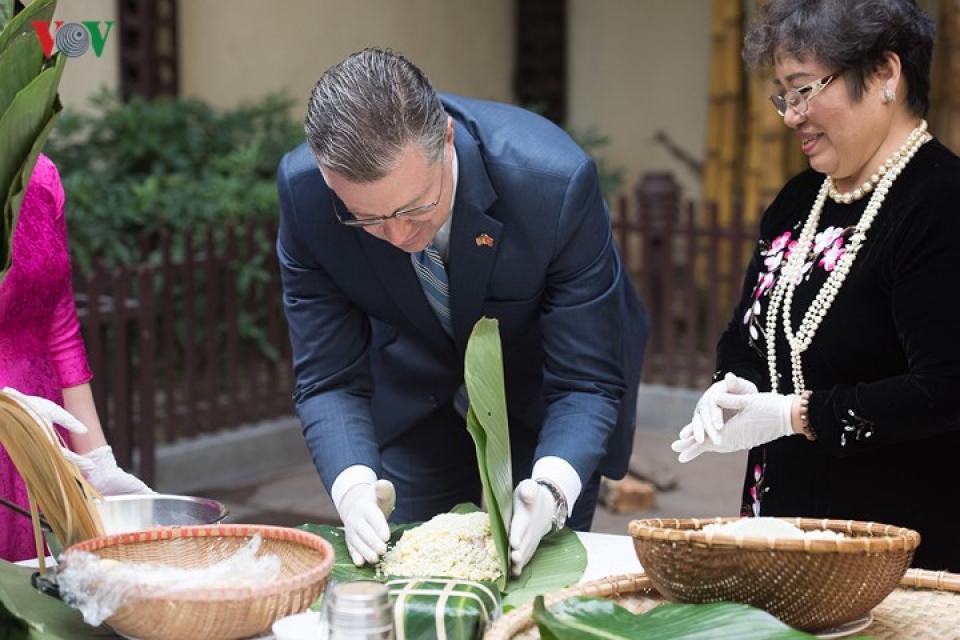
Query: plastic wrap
57 533 282 626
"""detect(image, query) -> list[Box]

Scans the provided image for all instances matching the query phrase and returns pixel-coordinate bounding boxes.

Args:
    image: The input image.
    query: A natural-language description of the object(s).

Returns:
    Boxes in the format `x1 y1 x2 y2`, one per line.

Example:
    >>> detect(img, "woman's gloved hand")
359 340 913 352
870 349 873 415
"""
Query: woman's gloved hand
2 388 154 495
672 392 796 462
685 373 759 446
72 446 154 495
2 387 88 440
336 479 396 566
509 479 555 576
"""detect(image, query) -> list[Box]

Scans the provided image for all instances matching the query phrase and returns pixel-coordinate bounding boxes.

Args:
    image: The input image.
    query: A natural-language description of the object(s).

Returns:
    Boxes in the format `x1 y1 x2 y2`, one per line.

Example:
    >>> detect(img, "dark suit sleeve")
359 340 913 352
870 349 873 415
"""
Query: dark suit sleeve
535 158 633 482
276 152 381 491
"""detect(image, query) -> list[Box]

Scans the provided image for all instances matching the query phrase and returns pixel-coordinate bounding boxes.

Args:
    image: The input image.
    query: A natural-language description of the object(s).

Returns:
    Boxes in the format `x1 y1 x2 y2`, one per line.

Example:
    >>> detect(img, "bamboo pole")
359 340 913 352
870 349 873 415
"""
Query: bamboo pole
931 0 960 153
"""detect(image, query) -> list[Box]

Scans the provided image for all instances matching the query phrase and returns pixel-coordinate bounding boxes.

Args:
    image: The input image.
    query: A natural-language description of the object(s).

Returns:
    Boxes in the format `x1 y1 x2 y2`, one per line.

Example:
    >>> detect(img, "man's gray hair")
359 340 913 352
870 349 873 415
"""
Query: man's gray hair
305 48 448 182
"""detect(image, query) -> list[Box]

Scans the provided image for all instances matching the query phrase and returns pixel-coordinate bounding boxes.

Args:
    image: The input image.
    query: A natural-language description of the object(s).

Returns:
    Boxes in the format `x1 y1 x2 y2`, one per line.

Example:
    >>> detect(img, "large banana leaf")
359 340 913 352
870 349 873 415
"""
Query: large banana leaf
301 503 586 609
463 317 513 590
532 597 824 639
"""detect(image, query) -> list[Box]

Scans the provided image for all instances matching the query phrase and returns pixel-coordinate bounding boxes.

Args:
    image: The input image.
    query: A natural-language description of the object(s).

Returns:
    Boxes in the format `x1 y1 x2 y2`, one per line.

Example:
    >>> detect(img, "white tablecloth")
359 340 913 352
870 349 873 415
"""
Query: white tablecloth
576 531 642 582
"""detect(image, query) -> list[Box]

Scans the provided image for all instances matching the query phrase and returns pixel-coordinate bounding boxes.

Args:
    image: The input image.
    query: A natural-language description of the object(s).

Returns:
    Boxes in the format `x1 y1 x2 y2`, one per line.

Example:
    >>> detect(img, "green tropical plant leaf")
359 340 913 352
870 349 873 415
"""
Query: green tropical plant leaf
0 0 12 32
0 52 64 204
463 317 513 590
0 30 44 115
532 597 821 639
9 100 61 217
0 50 64 280
0 0 55 54
0 0 61 287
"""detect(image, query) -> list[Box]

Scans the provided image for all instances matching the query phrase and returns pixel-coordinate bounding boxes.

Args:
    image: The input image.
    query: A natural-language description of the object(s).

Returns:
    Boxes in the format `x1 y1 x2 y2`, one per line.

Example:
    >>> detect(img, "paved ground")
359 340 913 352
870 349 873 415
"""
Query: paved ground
198 429 748 535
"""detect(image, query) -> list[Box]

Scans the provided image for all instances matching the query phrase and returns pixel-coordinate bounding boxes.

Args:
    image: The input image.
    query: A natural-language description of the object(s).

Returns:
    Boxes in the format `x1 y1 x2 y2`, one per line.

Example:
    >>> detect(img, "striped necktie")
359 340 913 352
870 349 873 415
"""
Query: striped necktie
414 243 453 337
414 243 470 418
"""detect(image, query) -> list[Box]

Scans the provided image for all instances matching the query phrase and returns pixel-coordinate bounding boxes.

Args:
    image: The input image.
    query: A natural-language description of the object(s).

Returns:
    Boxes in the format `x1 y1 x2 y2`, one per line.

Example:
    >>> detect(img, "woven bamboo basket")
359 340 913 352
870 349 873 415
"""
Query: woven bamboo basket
484 569 960 639
628 517 921 632
62 524 334 640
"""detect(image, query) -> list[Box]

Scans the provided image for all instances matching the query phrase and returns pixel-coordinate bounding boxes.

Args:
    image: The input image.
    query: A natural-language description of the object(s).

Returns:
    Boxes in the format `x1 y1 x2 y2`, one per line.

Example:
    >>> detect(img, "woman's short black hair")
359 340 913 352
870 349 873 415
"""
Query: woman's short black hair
742 0 935 116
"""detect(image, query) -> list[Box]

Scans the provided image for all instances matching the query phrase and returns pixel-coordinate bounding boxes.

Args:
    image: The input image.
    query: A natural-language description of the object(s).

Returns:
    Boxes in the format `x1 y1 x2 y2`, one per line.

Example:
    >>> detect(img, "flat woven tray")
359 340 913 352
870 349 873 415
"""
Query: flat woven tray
484 569 960 639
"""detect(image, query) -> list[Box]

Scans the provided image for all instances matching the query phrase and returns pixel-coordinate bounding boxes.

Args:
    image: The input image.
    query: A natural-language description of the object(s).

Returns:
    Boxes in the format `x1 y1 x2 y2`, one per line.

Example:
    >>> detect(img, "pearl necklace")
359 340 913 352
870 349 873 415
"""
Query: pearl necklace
827 120 929 204
765 120 931 393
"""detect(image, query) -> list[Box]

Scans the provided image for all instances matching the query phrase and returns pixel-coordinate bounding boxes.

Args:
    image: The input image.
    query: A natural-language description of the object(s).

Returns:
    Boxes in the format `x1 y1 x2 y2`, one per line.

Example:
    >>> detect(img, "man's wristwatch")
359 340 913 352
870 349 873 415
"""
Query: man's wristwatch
535 478 568 532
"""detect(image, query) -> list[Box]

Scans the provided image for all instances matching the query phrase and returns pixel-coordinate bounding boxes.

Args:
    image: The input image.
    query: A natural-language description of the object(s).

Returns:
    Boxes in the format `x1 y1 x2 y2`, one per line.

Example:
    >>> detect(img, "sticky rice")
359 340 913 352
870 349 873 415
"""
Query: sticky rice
702 517 846 540
379 512 501 581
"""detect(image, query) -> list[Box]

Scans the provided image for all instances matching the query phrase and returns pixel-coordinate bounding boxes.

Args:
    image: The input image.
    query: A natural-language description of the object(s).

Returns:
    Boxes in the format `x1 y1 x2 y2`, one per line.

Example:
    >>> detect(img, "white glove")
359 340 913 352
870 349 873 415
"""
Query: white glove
337 479 395 566
73 446 154 496
686 373 758 446
2 387 88 442
2 388 153 495
672 392 796 462
509 479 554 576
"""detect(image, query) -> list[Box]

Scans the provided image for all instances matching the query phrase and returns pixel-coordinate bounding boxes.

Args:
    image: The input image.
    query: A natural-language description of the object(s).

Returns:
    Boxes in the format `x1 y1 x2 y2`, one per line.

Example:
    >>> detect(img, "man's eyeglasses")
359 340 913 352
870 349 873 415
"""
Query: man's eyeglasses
331 154 445 228
769 71 844 117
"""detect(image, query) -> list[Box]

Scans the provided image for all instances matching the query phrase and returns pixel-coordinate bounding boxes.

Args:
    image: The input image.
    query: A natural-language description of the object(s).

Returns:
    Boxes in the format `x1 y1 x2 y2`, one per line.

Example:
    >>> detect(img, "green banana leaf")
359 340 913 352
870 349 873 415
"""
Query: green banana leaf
301 504 586 610
532 596 825 640
387 577 501 640
463 317 513 590
500 527 585 609
0 561 116 639
300 520 421 587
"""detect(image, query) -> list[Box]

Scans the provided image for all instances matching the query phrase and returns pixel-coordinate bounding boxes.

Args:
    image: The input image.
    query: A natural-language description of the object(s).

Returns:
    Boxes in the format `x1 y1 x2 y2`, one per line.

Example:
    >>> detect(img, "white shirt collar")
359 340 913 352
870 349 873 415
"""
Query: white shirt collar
430 148 458 261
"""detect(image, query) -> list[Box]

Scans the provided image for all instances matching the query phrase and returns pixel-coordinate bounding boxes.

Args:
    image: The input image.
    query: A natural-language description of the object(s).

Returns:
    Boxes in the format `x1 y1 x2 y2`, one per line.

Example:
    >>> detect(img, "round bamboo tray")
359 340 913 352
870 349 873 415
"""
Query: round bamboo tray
62 524 334 640
484 569 960 639
629 517 920 631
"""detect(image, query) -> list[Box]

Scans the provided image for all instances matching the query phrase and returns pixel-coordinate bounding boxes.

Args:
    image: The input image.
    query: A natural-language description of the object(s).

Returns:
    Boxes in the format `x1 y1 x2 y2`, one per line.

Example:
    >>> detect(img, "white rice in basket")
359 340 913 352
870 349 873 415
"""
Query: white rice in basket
701 517 845 539
379 512 501 581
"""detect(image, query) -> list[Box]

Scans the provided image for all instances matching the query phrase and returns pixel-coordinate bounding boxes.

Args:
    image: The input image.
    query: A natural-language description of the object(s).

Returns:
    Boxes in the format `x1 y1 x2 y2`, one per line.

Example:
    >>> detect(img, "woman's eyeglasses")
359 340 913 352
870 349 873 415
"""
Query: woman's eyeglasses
770 71 844 117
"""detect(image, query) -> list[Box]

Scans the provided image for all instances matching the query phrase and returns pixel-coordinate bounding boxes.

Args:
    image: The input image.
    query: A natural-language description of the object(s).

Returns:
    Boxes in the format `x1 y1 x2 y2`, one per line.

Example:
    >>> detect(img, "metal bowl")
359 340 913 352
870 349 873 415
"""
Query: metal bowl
46 494 228 557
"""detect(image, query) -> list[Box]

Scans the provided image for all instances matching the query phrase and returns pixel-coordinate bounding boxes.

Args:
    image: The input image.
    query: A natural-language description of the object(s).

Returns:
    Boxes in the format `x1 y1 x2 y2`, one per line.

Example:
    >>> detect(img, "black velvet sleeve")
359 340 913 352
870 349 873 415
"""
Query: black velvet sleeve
809 145 960 456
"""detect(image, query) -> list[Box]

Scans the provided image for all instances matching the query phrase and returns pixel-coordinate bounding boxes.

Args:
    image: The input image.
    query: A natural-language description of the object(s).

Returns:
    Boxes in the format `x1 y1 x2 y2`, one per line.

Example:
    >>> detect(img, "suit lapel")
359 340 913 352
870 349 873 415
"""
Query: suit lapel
448 120 500 359
358 233 454 356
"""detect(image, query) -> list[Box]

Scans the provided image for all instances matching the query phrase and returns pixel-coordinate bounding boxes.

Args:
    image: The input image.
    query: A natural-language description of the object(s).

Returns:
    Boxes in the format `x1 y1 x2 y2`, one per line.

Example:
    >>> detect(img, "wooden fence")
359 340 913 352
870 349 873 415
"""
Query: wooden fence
73 174 759 484
74 220 293 485
612 172 758 389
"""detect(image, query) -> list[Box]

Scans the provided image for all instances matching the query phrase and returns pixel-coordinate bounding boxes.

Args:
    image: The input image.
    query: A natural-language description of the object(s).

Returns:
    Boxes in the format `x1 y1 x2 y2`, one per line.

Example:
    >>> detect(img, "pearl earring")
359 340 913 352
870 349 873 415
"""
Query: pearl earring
883 87 897 103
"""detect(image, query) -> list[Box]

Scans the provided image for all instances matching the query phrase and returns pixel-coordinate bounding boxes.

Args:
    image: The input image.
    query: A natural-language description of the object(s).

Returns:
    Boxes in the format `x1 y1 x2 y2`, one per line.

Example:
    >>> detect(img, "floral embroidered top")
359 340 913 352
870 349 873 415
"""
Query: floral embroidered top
716 139 960 572
0 155 92 562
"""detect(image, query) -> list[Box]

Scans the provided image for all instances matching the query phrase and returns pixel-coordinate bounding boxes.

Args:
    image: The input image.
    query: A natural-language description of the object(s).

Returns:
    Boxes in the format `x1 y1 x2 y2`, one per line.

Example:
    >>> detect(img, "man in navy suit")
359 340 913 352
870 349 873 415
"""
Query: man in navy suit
277 48 648 574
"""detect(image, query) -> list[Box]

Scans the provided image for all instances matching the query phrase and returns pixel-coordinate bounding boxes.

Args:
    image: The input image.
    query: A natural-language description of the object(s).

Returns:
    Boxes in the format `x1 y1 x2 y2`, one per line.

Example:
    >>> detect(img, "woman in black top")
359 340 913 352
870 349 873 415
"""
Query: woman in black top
672 0 960 571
